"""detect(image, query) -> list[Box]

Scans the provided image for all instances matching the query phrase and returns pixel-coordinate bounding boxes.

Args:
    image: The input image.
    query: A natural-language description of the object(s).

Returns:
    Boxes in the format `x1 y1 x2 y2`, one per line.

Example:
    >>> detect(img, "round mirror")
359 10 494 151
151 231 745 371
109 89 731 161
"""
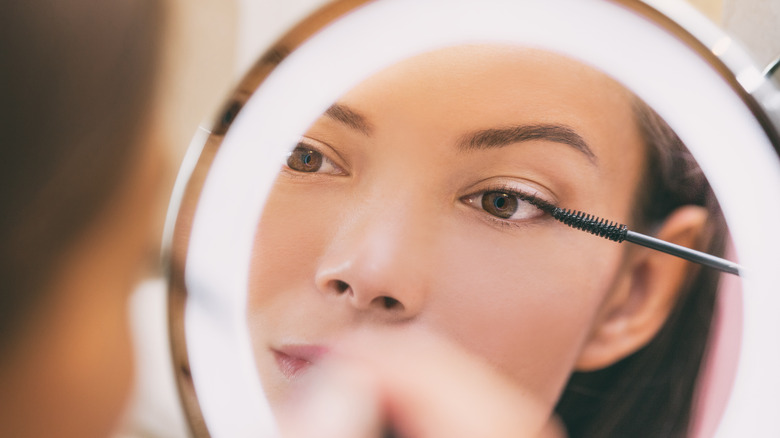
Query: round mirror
165 1 780 436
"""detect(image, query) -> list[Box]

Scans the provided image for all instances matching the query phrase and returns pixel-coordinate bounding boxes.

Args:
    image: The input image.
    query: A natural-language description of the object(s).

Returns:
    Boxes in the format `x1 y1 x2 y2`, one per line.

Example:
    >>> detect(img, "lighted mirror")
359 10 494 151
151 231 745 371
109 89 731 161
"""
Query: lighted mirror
164 1 780 437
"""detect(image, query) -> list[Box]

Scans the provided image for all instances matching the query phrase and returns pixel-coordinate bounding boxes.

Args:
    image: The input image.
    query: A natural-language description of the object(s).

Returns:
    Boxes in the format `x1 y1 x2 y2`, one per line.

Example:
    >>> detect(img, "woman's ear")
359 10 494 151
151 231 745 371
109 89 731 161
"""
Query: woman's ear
574 205 709 371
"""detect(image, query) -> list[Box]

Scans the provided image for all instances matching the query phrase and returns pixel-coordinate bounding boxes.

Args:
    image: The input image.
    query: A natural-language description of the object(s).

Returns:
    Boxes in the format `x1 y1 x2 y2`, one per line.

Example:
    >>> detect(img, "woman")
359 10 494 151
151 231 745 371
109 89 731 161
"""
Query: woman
0 2 164 437
248 45 725 437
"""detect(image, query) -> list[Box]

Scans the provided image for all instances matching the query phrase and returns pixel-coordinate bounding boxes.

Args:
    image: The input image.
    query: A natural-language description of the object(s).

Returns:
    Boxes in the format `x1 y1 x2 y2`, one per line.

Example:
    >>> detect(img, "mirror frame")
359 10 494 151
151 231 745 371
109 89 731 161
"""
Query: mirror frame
164 1 780 436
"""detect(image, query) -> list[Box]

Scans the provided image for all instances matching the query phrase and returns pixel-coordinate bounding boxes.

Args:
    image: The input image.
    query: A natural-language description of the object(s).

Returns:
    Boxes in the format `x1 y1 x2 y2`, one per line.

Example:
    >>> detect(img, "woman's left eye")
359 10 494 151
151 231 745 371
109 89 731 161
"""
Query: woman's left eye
463 190 544 222
286 143 344 175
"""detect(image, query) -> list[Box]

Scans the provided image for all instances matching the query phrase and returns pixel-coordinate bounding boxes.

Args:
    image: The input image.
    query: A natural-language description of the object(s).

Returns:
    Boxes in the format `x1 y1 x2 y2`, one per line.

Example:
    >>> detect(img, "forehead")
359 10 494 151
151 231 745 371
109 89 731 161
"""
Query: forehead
340 45 636 137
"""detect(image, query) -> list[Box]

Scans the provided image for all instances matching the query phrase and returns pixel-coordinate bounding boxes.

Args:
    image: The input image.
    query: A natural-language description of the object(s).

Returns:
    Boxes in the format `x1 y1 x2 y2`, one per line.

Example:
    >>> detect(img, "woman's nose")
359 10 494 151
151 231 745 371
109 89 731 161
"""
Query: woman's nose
313 208 432 322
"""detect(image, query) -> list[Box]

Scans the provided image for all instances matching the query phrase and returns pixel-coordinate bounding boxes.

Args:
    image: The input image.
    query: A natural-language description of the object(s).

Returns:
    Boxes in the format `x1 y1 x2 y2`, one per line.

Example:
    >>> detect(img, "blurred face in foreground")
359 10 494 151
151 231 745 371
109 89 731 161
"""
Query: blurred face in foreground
0 138 164 438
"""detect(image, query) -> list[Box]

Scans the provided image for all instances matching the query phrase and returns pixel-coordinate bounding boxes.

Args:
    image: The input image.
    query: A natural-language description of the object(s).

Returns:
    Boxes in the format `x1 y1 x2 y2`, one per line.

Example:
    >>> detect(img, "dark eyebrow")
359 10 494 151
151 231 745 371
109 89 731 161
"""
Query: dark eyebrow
457 124 597 164
324 103 373 136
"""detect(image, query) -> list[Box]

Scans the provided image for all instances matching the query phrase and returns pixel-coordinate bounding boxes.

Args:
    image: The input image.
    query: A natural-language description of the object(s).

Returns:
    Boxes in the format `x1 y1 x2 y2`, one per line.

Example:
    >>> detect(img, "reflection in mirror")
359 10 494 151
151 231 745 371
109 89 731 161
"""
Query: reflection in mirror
247 45 734 436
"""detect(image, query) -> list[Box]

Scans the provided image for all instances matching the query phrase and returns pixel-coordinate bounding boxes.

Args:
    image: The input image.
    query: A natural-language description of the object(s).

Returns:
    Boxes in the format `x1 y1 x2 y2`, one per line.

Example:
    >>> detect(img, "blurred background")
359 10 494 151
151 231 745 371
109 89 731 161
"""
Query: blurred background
120 0 780 436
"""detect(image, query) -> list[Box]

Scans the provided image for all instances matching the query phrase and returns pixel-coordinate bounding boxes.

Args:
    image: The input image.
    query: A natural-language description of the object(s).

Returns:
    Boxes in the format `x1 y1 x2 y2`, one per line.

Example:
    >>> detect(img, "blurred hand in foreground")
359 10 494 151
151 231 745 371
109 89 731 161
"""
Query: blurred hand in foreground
278 328 566 438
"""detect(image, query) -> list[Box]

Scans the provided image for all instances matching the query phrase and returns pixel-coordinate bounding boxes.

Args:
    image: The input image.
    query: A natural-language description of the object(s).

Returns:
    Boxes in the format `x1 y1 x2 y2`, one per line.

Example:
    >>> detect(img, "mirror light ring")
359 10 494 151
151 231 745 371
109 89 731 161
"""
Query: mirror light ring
164 1 780 436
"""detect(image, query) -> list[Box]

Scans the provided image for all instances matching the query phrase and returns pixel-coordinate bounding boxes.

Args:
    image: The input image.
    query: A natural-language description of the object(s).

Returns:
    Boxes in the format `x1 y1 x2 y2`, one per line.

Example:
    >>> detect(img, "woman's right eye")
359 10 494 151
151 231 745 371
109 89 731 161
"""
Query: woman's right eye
286 143 344 175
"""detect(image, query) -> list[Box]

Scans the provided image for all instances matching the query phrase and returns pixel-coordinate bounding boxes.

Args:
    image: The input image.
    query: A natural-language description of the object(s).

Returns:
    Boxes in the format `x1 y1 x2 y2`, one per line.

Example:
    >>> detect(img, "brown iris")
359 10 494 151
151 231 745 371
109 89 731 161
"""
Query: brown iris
287 145 323 172
482 191 518 219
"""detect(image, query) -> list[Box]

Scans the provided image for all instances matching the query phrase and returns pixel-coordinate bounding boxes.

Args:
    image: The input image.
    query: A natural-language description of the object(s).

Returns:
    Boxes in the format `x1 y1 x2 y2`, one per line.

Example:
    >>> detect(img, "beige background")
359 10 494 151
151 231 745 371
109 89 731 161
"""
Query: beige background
120 1 780 437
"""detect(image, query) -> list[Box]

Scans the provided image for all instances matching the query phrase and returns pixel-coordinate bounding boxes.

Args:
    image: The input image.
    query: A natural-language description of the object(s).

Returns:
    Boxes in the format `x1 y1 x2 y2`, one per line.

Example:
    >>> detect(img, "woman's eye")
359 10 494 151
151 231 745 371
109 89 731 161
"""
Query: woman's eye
482 191 518 219
464 190 544 222
286 143 343 175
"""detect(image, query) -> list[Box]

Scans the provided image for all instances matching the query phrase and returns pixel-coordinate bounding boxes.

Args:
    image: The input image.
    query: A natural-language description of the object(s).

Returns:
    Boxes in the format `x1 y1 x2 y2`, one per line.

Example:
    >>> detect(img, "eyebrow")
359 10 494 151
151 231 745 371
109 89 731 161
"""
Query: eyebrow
325 103 373 136
324 103 596 164
457 124 597 164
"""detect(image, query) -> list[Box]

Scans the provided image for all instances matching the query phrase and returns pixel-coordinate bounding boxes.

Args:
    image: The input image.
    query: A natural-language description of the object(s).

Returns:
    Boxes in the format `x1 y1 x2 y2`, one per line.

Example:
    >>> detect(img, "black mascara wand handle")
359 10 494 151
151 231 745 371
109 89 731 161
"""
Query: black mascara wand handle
549 207 743 277
625 231 742 276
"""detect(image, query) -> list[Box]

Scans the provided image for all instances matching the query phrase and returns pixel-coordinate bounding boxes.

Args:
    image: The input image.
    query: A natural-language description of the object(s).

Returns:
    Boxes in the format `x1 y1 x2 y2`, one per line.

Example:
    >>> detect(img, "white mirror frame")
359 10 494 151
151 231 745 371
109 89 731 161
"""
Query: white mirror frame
165 0 780 436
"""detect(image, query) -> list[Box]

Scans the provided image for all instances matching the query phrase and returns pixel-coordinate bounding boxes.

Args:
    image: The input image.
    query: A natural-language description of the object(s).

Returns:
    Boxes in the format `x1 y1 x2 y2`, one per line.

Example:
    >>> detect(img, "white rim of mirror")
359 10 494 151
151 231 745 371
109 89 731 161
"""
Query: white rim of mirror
167 0 780 436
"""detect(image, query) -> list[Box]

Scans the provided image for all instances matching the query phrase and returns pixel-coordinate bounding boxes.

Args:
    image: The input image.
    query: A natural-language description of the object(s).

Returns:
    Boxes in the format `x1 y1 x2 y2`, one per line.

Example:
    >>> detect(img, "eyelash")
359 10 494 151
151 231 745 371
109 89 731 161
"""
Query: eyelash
461 183 552 229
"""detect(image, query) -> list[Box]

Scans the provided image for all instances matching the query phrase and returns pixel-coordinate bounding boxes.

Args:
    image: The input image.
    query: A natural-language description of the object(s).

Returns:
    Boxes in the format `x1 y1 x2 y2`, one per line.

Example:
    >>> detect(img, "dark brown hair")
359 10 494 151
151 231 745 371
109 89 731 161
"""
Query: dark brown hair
0 1 164 354
554 97 726 437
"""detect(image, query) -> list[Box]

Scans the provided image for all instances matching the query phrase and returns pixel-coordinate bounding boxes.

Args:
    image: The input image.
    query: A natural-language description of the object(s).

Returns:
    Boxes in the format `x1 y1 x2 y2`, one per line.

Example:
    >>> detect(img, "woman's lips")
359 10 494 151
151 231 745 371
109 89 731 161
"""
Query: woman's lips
272 345 328 379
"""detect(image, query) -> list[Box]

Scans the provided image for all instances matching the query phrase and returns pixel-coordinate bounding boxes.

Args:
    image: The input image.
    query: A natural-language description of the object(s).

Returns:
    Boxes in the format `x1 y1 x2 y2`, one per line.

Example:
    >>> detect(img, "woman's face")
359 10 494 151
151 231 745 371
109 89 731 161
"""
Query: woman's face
248 46 647 413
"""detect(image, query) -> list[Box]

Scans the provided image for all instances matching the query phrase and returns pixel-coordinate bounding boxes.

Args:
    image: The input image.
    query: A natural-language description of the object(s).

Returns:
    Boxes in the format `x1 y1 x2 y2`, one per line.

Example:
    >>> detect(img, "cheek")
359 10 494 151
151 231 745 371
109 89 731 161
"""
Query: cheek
2 253 136 438
422 223 623 407
51 288 134 438
248 182 340 325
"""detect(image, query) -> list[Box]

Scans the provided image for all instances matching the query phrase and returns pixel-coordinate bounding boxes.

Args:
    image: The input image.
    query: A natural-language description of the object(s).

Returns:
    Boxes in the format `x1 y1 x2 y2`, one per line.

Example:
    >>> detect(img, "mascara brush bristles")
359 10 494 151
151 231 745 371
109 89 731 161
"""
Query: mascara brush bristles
551 208 628 242
515 193 628 242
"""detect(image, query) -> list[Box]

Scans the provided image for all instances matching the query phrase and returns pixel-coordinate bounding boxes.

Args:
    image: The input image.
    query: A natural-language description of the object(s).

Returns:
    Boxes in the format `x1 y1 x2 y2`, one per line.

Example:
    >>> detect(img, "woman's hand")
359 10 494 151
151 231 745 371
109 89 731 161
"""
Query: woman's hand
277 327 566 438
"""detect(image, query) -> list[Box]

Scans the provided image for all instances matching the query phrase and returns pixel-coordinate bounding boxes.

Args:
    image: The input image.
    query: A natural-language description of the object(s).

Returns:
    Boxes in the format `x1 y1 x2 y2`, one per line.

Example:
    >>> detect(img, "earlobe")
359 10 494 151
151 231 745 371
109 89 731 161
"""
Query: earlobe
574 205 709 371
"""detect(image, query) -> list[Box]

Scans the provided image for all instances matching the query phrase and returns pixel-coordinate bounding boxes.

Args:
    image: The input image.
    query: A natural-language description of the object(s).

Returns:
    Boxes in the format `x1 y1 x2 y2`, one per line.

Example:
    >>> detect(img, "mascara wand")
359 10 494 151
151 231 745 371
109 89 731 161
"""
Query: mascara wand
549 207 742 276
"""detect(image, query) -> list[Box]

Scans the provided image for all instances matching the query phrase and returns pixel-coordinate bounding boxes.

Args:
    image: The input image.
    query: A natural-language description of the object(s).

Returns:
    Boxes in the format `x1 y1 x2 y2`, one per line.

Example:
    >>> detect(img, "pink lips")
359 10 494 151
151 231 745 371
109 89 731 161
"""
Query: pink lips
272 345 328 379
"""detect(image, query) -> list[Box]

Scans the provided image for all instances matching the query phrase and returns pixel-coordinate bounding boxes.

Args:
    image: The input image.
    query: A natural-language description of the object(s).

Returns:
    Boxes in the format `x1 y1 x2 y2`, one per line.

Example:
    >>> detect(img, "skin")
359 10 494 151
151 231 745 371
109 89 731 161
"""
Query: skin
248 46 703 421
0 134 165 438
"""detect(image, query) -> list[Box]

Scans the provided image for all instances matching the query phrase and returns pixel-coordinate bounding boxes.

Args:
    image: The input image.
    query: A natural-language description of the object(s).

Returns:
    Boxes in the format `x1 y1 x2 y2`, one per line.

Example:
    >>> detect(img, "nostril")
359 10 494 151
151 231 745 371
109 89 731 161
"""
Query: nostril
381 296 402 310
326 279 405 312
332 280 350 294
